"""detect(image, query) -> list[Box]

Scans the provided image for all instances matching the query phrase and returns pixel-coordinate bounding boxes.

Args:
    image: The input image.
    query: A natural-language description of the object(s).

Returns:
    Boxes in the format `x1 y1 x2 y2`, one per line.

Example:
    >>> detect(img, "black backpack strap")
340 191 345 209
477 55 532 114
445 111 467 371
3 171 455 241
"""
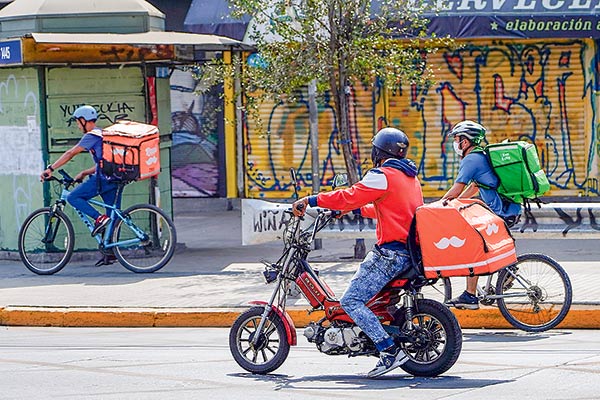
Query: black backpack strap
519 198 541 233
407 215 423 276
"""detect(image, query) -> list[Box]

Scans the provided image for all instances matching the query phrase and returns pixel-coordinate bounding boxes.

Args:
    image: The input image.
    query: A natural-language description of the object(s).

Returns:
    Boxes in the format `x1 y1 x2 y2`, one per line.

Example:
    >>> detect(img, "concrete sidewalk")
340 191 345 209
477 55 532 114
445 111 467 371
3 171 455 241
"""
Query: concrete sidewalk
1 199 599 329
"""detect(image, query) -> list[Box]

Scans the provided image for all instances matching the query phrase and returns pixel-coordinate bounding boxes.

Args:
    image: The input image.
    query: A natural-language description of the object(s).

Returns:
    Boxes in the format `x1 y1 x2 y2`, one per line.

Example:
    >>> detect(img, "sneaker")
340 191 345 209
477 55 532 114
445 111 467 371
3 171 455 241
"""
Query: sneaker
445 290 480 310
91 215 110 237
94 254 117 267
367 347 409 378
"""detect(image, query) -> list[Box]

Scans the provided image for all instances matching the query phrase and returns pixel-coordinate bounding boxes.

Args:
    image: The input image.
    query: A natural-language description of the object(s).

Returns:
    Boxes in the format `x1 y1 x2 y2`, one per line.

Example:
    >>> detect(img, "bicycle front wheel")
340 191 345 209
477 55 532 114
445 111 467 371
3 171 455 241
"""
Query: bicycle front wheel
18 207 74 275
112 204 177 273
496 253 572 332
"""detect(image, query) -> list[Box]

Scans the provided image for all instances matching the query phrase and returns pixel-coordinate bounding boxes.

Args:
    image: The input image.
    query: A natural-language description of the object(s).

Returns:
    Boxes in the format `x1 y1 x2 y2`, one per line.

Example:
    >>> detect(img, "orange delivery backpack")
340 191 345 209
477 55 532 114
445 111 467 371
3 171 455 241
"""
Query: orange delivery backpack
414 198 517 279
101 121 160 182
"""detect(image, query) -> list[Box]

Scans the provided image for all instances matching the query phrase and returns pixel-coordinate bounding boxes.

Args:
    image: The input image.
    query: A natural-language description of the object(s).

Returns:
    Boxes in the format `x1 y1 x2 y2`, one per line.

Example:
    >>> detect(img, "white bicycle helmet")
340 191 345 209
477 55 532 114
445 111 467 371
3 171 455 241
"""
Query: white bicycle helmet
72 105 98 122
448 120 486 145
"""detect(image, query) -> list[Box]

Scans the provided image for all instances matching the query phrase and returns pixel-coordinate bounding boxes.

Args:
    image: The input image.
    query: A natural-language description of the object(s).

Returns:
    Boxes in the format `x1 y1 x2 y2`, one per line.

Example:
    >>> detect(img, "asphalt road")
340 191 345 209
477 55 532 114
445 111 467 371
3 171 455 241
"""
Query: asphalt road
0 327 599 399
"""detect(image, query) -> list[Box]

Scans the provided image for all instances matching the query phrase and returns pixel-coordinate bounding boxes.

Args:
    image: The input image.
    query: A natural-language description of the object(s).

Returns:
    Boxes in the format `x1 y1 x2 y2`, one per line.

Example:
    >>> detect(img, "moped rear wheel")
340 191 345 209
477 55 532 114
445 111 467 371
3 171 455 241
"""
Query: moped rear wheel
393 298 462 377
229 306 290 374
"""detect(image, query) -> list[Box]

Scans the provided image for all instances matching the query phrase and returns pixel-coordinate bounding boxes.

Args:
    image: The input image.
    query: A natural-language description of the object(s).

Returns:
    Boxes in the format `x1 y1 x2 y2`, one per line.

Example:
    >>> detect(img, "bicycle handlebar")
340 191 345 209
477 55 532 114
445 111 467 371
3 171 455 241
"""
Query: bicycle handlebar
43 169 81 188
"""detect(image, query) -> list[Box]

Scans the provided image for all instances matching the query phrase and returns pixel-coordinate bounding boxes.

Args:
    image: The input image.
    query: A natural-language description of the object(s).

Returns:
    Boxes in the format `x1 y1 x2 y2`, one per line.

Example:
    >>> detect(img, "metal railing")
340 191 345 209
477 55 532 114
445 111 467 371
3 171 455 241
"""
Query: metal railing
241 199 600 245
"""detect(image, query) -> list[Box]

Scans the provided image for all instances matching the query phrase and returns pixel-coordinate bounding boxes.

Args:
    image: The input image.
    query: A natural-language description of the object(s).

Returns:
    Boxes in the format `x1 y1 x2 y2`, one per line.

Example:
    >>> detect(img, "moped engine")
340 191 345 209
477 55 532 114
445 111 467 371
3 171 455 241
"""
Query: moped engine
303 323 364 354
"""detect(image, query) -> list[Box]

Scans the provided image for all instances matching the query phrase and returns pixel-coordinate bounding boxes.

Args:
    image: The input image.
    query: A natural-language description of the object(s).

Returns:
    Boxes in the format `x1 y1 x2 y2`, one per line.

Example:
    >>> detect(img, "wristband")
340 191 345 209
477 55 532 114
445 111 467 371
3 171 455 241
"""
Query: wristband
46 164 54 172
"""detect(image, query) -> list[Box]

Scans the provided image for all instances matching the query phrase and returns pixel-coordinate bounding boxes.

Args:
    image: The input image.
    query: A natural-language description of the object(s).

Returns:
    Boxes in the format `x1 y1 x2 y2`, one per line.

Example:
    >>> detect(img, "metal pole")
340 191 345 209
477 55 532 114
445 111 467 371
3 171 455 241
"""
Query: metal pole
234 53 244 199
308 79 322 250
308 79 320 194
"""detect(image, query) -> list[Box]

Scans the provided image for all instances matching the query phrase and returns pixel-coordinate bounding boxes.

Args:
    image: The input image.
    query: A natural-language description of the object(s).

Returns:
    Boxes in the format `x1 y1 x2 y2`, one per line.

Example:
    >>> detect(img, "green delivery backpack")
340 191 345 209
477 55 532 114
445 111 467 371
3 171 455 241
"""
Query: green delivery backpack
484 140 550 204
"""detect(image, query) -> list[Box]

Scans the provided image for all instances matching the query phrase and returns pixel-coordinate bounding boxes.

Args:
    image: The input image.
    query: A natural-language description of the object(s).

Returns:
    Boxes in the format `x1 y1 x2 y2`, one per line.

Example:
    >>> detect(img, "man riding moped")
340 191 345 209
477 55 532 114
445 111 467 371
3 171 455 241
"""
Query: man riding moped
292 127 424 378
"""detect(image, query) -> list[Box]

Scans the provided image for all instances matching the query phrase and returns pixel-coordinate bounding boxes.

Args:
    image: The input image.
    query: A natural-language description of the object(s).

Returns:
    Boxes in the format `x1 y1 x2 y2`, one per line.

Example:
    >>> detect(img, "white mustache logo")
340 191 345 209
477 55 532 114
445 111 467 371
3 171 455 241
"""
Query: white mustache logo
485 223 499 235
434 236 466 250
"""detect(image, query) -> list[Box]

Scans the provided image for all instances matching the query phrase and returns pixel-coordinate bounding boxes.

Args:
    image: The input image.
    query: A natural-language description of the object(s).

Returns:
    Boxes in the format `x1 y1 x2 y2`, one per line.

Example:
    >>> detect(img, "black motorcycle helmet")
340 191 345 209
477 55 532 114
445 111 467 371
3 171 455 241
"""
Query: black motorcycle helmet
371 127 409 167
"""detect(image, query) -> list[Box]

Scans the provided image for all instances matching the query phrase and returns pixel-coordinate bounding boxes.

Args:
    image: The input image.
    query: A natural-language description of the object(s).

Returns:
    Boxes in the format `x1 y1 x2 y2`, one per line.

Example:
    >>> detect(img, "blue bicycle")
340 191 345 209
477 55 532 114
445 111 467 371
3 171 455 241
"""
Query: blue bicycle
18 169 177 274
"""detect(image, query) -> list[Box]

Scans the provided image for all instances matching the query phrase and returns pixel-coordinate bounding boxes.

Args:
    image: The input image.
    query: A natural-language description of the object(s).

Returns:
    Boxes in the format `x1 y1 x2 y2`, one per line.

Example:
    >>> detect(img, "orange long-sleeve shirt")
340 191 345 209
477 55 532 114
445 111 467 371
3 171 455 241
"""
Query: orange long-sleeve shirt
309 160 423 246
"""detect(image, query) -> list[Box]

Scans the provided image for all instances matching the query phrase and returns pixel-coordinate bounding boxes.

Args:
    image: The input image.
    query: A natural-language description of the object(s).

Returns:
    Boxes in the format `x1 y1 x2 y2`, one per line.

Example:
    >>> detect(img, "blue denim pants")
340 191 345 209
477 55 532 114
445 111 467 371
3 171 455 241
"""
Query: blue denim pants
67 174 120 220
340 246 410 352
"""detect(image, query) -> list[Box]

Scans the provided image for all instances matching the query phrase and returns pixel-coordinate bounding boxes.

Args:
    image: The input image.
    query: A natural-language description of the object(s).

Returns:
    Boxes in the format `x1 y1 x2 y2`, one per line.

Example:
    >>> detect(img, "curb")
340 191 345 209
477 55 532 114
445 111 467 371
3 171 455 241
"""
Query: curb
2 305 600 329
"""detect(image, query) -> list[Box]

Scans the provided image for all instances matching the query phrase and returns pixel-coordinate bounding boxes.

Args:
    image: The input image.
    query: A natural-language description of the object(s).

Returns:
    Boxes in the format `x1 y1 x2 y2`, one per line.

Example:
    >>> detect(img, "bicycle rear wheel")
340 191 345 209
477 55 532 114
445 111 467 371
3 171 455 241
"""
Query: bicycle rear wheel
18 207 74 275
496 253 572 332
112 204 176 273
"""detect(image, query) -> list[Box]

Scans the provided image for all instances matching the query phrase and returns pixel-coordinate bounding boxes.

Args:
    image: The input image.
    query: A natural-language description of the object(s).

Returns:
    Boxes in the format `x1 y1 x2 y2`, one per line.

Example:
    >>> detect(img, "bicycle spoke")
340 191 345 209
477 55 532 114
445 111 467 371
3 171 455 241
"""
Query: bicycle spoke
242 326 254 337
264 323 277 338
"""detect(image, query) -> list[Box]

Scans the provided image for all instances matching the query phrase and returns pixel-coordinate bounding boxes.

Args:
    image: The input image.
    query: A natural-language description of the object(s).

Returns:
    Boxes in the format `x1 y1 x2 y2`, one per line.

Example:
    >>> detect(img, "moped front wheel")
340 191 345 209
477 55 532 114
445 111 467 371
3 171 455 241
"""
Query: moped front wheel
229 306 290 374
393 298 462 377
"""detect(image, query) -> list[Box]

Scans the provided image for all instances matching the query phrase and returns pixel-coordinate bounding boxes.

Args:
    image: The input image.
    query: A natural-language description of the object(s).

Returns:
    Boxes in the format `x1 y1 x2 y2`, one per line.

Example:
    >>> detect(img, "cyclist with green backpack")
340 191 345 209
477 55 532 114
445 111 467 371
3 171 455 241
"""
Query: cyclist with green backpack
441 120 521 310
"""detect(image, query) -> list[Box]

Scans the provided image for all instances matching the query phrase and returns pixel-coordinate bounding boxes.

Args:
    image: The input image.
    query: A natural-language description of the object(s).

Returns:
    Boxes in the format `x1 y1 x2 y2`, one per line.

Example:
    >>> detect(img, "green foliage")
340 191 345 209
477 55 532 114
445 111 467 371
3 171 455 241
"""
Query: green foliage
226 0 452 91
193 0 456 180
196 0 454 99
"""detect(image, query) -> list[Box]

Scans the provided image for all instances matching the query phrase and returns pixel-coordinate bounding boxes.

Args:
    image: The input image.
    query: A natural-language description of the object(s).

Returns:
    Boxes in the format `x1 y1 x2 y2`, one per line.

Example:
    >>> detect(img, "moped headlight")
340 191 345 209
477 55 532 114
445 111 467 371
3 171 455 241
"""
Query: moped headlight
262 269 279 284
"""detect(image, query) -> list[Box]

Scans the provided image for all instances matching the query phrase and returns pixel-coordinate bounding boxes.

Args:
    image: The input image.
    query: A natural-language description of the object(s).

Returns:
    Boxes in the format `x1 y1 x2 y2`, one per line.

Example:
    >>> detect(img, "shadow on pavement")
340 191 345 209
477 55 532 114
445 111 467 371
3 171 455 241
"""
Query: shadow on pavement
463 330 571 343
229 372 509 390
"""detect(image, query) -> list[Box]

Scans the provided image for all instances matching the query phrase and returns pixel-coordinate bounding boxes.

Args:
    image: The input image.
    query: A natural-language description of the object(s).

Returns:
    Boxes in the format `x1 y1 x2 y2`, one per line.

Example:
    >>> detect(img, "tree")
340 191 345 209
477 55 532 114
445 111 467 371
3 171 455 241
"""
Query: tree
201 0 453 185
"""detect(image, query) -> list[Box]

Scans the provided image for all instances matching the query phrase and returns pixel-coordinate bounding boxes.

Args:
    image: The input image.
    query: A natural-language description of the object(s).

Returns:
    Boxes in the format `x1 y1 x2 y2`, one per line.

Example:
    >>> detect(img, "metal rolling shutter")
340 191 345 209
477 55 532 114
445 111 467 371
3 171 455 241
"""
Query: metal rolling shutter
387 38 592 198
244 84 375 199
243 39 593 199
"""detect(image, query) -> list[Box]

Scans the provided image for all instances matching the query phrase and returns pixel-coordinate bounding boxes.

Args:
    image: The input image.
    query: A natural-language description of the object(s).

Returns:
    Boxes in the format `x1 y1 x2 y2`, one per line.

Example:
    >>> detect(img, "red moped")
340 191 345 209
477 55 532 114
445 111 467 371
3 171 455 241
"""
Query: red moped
229 178 462 377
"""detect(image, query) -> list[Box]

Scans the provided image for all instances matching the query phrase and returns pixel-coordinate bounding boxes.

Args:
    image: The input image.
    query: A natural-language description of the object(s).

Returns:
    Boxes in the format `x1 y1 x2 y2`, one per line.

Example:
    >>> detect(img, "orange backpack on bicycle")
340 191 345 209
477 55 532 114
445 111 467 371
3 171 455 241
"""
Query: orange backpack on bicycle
415 198 517 279
101 121 160 182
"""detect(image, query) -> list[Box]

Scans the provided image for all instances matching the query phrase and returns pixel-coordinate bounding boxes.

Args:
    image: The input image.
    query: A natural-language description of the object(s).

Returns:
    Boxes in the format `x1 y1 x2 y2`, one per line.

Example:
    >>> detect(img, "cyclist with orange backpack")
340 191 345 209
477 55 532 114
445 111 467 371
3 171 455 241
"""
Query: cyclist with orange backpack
40 105 120 265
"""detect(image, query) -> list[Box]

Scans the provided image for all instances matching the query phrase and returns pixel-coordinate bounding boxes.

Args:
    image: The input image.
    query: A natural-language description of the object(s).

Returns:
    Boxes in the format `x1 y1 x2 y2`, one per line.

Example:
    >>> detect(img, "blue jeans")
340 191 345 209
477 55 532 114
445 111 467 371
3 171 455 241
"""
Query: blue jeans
340 246 410 352
67 174 120 220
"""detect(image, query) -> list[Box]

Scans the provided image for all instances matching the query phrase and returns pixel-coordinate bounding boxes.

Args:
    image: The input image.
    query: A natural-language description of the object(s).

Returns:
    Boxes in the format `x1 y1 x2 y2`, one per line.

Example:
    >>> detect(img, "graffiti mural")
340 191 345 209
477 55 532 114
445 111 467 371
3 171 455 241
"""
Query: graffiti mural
59 102 137 126
245 39 599 199
245 86 369 198
170 67 222 197
394 39 595 198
